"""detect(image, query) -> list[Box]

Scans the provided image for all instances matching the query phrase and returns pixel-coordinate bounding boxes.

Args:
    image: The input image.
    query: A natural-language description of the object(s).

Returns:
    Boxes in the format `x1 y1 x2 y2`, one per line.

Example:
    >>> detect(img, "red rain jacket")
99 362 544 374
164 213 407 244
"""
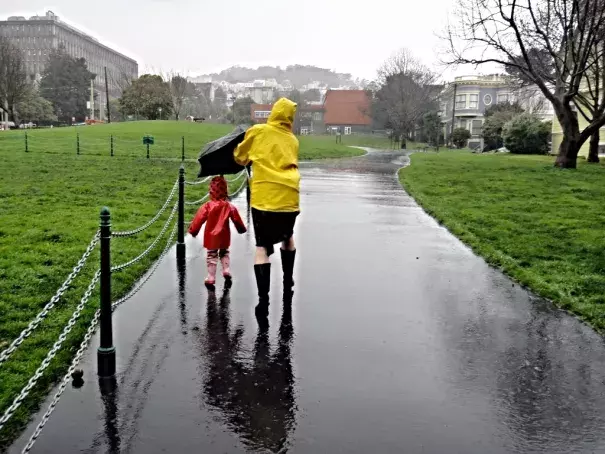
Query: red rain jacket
188 177 247 250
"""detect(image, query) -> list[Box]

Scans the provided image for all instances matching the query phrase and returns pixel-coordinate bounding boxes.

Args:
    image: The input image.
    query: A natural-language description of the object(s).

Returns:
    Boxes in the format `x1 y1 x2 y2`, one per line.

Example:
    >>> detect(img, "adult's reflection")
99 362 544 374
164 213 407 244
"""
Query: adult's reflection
198 291 297 453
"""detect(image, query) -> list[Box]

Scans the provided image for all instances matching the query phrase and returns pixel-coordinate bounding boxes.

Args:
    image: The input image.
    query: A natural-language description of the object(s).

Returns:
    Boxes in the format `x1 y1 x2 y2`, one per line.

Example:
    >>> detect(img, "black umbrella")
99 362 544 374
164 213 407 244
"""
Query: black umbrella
197 125 249 177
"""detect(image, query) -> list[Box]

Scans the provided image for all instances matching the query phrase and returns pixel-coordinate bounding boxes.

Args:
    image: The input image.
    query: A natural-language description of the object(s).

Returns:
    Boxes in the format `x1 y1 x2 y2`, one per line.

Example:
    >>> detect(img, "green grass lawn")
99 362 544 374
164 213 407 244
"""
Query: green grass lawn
0 121 370 160
400 151 605 330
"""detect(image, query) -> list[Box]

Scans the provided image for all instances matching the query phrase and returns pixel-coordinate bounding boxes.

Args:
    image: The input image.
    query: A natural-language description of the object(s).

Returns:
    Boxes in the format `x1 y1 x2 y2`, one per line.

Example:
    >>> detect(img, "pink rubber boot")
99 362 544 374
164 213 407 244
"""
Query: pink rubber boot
220 250 232 289
205 250 218 289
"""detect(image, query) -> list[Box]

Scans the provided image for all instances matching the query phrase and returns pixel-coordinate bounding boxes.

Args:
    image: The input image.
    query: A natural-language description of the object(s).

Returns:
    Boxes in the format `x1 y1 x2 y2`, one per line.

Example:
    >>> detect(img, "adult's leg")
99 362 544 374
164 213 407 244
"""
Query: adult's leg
254 246 271 315
255 247 270 264
281 235 296 294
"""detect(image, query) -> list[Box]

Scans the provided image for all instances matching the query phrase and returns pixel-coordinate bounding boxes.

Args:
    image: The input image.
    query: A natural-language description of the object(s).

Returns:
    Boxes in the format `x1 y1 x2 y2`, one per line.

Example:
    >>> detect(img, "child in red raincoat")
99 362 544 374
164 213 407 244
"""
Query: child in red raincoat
188 176 247 290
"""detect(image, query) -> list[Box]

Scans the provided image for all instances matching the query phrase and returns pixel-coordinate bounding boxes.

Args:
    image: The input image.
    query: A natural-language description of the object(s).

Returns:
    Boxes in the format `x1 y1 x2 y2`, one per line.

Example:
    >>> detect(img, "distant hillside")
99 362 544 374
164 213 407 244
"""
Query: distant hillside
203 65 356 88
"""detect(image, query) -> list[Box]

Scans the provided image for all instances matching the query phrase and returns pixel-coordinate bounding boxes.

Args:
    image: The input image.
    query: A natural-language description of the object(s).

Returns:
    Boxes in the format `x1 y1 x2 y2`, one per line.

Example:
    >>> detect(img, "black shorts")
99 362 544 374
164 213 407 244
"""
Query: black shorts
251 208 299 256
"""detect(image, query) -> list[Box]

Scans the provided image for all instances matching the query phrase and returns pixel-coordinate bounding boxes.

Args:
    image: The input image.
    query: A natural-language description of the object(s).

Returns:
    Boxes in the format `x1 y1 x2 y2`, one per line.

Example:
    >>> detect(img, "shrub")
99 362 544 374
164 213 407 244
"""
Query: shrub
482 110 524 151
452 127 471 148
503 114 551 154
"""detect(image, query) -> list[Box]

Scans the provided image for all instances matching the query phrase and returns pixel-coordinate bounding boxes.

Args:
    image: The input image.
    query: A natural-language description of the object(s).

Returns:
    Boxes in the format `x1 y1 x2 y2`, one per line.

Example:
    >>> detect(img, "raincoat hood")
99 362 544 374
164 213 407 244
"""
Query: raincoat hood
209 176 228 201
268 98 297 128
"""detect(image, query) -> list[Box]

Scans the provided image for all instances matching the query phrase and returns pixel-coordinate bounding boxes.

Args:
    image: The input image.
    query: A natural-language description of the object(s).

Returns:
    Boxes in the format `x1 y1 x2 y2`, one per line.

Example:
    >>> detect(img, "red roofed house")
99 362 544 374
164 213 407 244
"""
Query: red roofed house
250 103 325 135
323 90 372 135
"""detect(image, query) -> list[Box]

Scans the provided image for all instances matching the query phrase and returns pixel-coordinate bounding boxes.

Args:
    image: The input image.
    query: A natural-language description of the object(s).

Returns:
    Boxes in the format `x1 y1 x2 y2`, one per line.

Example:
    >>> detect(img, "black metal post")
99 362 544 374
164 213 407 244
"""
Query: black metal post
110 135 114 157
177 166 185 259
77 133 80 155
98 207 116 377
146 143 150 159
25 132 28 152
181 136 185 162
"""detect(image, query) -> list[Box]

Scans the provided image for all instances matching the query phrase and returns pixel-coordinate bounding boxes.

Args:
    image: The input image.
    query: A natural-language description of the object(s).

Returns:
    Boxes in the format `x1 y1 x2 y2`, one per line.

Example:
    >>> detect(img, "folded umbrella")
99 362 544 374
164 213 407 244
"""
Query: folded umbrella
197 125 248 177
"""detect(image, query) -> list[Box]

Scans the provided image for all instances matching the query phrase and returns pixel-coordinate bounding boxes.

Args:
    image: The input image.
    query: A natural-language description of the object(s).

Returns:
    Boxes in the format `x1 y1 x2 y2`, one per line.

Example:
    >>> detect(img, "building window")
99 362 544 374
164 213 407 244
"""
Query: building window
344 126 352 135
497 93 509 104
471 120 483 136
312 112 322 121
455 94 467 109
469 94 479 109
484 94 492 106
457 119 468 130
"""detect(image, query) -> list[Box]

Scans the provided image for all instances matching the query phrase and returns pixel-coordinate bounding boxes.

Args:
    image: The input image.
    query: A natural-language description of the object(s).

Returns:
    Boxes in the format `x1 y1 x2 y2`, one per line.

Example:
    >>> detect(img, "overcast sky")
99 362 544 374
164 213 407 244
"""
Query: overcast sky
3 0 496 81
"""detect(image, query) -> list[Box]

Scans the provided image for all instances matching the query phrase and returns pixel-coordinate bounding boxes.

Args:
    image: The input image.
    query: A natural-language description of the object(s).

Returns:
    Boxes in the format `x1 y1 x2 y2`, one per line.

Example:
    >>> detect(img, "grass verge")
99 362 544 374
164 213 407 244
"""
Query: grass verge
399 151 605 331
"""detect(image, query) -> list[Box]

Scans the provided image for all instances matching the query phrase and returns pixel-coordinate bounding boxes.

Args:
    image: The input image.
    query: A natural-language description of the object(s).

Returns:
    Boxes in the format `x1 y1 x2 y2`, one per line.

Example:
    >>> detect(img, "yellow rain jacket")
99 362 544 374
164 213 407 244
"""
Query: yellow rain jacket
234 98 300 213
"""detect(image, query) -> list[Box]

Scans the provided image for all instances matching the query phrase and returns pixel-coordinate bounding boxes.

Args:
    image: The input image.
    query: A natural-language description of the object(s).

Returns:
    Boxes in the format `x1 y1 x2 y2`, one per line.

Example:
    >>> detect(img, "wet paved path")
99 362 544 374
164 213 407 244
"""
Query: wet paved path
12 150 605 453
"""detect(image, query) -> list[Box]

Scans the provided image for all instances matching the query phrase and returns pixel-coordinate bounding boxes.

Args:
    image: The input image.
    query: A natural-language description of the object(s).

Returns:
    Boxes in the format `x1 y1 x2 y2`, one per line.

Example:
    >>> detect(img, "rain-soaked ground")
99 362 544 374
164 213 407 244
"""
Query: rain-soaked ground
11 150 605 453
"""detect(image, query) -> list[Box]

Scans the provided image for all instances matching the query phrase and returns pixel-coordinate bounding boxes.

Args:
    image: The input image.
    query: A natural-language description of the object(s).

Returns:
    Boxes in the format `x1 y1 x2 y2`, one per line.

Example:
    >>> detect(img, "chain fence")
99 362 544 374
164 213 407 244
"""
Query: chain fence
0 271 100 432
111 203 178 272
20 218 179 454
113 179 178 237
2 164 248 449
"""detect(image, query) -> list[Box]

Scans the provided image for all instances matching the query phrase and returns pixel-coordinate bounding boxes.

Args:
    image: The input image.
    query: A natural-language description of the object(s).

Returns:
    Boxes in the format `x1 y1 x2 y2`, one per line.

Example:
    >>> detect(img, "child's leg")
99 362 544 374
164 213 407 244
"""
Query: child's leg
219 249 231 277
205 249 218 286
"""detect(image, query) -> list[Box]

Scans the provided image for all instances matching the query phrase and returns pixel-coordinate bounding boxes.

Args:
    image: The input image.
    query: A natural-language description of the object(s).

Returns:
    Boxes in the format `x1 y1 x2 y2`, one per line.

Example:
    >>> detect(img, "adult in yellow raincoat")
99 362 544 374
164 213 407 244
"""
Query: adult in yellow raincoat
234 98 300 315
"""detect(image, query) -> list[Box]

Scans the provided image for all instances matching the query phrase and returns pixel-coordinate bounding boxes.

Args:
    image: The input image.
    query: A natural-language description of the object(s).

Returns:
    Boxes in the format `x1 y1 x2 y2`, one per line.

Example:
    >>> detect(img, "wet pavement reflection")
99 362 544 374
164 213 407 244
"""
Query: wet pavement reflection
10 149 605 453
195 290 296 452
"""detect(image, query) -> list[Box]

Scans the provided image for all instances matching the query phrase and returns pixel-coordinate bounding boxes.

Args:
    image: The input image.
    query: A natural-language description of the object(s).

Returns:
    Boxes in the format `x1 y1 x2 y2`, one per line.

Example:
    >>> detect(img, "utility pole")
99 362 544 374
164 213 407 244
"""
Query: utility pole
104 67 111 123
449 82 457 146
90 79 95 121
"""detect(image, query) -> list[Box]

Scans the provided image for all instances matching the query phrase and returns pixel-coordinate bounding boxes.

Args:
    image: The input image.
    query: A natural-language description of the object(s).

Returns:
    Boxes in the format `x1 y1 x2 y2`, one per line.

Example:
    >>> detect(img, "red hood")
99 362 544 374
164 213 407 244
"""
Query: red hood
209 176 228 201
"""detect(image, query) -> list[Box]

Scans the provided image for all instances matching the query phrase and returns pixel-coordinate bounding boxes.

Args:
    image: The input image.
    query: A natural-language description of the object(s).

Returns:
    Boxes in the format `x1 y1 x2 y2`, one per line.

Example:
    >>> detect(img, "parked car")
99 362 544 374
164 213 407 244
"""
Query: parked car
1 121 16 130
19 122 37 129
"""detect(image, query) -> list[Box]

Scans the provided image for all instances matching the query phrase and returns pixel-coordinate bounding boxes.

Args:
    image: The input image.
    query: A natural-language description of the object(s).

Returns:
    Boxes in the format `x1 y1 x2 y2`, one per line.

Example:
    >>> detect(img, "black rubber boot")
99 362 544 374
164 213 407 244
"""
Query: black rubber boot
254 264 271 317
281 249 296 293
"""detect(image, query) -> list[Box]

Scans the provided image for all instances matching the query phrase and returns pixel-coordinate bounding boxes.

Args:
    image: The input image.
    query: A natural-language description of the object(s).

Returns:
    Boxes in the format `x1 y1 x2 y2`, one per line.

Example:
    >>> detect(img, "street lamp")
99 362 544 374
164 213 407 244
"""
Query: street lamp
158 107 163 121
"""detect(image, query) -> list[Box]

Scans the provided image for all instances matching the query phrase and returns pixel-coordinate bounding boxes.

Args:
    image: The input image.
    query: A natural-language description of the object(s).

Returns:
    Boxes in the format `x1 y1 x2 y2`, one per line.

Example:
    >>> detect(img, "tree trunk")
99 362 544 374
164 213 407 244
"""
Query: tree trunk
587 130 600 163
555 134 581 168
554 110 581 169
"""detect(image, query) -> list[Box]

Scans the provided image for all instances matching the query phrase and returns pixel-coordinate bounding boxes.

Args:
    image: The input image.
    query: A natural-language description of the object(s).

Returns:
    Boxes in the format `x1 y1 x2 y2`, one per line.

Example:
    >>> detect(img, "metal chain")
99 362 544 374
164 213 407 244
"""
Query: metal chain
0 271 100 432
229 174 248 197
21 309 101 453
111 203 177 272
0 231 100 367
185 176 211 186
226 170 245 183
112 220 178 310
113 179 178 237
20 221 179 452
183 173 247 215
184 193 209 206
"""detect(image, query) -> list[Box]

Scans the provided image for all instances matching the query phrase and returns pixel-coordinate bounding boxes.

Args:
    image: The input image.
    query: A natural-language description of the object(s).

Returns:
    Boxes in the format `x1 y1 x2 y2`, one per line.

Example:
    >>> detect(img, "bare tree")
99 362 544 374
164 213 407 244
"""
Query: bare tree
444 0 605 168
373 49 441 147
0 37 28 127
166 72 189 121
111 69 135 95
